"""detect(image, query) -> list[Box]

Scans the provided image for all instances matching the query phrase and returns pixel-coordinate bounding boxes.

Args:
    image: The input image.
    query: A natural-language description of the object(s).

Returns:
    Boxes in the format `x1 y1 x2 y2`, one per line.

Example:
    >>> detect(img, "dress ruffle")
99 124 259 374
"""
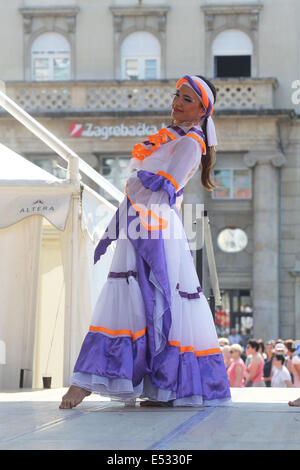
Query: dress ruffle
71 330 230 406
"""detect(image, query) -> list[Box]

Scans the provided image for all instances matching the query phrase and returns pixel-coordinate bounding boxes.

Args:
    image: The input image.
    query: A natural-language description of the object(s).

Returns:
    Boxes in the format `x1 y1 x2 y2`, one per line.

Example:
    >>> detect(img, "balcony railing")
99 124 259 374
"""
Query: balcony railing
3 78 278 114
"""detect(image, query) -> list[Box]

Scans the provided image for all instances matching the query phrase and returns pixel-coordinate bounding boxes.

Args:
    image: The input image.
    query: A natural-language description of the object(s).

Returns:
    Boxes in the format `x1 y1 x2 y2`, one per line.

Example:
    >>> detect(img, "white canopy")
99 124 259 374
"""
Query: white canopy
0 142 118 389
0 142 72 230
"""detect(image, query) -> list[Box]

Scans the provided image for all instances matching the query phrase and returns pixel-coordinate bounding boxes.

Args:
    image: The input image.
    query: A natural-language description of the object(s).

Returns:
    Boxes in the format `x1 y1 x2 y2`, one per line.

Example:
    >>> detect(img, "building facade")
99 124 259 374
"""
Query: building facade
1 0 300 341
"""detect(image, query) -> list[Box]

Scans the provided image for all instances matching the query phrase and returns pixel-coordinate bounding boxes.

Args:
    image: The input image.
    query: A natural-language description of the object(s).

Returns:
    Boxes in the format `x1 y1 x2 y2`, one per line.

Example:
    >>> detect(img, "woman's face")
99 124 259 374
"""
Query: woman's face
246 344 255 356
265 343 274 356
172 84 205 124
230 349 240 361
222 347 231 361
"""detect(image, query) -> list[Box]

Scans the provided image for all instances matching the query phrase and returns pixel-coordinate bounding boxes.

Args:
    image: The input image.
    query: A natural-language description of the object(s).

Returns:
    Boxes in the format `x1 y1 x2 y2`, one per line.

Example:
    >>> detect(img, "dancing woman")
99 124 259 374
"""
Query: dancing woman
60 75 231 408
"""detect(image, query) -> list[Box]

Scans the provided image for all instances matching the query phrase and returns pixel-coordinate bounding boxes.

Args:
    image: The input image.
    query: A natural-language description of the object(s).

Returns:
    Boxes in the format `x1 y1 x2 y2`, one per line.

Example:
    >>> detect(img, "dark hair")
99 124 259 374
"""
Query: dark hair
258 339 265 353
284 339 296 352
195 75 217 191
275 354 285 364
247 339 259 351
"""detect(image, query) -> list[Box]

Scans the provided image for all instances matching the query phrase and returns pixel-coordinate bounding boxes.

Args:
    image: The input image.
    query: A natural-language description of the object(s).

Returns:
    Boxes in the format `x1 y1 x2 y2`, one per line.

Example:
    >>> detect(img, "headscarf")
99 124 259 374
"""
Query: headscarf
176 75 218 147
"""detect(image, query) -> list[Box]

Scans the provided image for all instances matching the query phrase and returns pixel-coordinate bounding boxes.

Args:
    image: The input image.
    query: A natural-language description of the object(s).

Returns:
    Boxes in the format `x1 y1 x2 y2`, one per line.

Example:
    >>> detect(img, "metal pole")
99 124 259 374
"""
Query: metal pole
208 289 216 323
203 211 222 307
194 212 204 289
196 246 203 287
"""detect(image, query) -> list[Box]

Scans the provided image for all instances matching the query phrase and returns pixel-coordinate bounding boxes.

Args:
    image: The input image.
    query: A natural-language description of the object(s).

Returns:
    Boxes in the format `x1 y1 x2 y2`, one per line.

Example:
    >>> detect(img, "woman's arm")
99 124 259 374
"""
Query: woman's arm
245 357 259 383
165 137 202 191
232 364 243 387
293 362 300 378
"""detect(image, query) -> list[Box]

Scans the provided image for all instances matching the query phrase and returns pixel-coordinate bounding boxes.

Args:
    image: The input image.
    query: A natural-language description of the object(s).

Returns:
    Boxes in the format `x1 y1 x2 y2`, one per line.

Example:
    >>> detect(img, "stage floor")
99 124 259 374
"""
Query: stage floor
1 387 300 450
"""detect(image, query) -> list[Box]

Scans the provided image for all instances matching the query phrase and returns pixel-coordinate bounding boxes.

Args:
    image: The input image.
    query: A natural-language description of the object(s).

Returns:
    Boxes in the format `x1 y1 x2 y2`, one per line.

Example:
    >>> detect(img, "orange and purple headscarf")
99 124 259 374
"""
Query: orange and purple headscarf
176 75 217 147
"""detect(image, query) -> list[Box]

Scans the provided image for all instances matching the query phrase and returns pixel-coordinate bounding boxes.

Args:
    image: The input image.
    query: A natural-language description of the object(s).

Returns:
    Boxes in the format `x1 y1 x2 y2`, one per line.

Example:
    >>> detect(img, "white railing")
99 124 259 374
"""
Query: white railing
4 78 278 113
0 82 124 203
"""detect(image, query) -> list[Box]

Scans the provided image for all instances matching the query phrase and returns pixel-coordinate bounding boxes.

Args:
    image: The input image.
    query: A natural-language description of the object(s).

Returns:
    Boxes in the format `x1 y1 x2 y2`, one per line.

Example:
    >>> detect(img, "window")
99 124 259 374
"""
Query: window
100 156 131 197
125 59 139 80
216 289 253 337
121 32 161 80
212 169 252 199
31 32 71 81
212 29 253 78
215 56 251 78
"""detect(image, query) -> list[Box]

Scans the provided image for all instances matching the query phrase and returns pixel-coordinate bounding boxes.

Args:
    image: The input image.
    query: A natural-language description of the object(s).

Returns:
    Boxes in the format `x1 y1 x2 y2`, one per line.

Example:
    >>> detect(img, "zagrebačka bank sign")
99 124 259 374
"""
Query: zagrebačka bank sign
68 122 167 140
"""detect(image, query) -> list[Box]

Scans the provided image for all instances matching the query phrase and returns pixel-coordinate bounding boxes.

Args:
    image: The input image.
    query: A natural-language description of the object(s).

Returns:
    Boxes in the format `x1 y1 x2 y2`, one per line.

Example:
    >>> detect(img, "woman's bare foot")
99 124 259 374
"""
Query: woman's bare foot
59 385 91 409
288 397 300 407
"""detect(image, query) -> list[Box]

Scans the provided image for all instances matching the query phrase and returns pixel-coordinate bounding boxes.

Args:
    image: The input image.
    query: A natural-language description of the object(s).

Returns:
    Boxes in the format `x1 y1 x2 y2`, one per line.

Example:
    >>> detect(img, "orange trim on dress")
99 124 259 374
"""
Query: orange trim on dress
89 325 146 341
169 340 221 357
156 171 179 192
186 133 206 154
139 216 168 231
132 143 152 161
159 127 176 142
125 183 169 231
132 128 176 162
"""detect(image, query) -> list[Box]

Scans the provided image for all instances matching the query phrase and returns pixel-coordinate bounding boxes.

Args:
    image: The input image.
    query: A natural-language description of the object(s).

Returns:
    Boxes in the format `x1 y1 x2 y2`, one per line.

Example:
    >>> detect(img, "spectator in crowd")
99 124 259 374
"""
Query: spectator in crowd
285 340 300 388
221 345 232 371
219 337 230 347
258 339 267 361
228 328 242 345
284 340 295 383
293 346 300 388
241 328 252 349
271 354 292 388
244 339 265 387
244 338 254 368
273 342 287 356
227 344 246 387
264 340 275 387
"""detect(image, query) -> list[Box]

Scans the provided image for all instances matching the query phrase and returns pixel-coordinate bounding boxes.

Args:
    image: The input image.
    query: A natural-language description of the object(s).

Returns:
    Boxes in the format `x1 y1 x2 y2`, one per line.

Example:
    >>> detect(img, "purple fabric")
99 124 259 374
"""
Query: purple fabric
168 124 205 145
73 331 150 387
168 125 186 136
150 346 230 401
176 283 202 299
73 330 230 401
126 198 172 368
94 206 120 265
197 353 230 401
137 170 177 206
142 140 154 146
108 270 137 279
188 126 205 140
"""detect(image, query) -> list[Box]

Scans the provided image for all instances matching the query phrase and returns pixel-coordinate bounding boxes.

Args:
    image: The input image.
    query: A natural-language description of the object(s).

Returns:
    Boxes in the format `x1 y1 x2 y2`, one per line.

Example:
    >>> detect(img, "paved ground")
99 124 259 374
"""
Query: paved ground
0 387 300 451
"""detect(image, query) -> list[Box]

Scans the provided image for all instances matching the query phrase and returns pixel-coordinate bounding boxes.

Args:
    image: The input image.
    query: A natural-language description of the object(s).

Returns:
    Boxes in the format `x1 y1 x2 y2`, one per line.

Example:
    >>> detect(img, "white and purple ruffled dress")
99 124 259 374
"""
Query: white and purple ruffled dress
70 124 231 406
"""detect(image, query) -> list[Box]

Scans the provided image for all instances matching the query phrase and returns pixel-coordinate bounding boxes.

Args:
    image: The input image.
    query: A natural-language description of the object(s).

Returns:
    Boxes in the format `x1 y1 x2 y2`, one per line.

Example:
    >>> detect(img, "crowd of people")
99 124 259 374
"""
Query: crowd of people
219 329 300 389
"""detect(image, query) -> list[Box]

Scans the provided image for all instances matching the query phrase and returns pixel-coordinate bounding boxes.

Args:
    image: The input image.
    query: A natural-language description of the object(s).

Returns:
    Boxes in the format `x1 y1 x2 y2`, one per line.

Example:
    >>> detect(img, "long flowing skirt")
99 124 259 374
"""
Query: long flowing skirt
70 194 231 407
